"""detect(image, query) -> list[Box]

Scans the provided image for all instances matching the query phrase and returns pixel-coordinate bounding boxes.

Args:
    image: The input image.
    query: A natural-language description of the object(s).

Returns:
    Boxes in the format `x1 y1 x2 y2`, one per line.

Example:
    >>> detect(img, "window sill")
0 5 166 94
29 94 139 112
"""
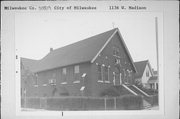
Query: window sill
97 80 103 83
43 84 47 86
73 80 80 84
34 85 38 87
113 55 121 58
61 82 67 85
50 83 56 86
104 81 110 83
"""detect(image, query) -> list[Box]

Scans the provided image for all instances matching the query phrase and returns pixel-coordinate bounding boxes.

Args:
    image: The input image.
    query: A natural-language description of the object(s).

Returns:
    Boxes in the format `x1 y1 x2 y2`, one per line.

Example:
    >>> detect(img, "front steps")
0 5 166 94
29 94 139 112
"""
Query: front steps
114 84 152 109
143 99 151 109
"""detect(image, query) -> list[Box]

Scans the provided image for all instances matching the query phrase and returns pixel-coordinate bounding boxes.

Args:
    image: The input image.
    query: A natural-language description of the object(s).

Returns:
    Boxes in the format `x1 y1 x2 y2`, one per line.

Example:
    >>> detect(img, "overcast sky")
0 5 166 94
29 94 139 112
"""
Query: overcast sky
15 12 162 70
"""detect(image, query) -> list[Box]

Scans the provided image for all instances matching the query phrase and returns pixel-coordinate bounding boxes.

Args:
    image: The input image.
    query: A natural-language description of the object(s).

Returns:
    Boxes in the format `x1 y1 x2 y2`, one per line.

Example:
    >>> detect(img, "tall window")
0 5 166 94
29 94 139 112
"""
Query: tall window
74 65 79 74
97 64 102 81
115 73 119 83
34 74 38 85
63 68 66 75
62 68 67 82
120 73 122 85
104 66 109 81
74 65 80 81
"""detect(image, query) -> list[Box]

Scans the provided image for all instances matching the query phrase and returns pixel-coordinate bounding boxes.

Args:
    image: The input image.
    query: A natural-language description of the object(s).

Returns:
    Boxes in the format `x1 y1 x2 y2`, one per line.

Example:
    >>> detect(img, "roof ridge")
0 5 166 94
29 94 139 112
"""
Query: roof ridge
51 28 118 53
21 57 39 61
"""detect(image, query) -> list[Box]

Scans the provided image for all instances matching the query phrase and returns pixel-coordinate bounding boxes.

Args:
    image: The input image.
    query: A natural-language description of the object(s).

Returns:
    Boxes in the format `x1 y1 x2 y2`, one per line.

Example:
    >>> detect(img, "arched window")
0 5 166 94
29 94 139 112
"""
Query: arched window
97 64 102 81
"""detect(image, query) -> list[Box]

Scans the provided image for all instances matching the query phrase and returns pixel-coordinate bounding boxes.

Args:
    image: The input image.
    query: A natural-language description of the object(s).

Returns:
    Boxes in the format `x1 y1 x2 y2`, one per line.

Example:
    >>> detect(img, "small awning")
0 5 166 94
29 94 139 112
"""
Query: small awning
80 86 85 91
81 73 86 78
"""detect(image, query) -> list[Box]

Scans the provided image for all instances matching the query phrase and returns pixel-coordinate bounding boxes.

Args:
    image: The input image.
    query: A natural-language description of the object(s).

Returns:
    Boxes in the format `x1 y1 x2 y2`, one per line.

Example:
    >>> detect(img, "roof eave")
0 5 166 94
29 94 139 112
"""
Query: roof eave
34 60 91 73
116 29 137 73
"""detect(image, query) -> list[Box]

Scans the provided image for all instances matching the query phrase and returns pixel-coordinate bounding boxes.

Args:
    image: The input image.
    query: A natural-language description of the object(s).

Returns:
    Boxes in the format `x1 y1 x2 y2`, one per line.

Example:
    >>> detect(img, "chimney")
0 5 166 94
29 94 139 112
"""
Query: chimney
50 48 53 52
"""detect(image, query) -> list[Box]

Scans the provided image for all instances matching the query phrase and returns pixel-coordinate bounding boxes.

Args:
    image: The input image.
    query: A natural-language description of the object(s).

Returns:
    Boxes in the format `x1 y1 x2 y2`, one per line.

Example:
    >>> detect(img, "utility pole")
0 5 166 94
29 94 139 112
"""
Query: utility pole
155 17 159 90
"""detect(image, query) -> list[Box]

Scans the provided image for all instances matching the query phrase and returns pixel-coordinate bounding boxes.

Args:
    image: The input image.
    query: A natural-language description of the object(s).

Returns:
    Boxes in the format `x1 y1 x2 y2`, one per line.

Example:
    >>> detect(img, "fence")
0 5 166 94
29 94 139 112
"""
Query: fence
144 95 158 106
21 95 143 111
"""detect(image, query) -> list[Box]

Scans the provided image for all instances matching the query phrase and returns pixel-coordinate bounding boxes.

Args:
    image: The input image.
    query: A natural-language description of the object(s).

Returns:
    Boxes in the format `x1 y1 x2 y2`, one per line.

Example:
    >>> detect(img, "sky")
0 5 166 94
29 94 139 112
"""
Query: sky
15 12 162 70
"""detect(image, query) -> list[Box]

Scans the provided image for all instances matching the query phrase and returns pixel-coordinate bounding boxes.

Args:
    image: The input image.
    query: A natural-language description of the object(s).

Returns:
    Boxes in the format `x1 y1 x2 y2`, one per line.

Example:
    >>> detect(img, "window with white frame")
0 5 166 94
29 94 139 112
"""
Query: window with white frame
74 65 79 74
120 73 122 85
74 65 80 81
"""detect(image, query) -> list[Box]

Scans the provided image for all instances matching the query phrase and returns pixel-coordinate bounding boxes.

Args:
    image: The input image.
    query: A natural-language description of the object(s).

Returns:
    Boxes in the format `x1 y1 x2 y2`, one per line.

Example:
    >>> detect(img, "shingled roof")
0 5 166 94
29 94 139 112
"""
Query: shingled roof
134 60 153 79
23 28 136 73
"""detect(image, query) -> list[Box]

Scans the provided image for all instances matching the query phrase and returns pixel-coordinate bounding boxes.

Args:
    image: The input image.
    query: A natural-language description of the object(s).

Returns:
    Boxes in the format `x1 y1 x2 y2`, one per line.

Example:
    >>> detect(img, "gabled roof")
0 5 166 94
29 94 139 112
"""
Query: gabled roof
21 57 38 72
28 28 136 73
134 60 153 79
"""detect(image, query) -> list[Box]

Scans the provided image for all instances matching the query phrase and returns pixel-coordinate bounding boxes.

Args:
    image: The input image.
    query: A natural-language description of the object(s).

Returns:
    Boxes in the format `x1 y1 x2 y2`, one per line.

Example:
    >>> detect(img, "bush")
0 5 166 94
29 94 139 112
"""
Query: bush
21 95 143 111
100 87 119 97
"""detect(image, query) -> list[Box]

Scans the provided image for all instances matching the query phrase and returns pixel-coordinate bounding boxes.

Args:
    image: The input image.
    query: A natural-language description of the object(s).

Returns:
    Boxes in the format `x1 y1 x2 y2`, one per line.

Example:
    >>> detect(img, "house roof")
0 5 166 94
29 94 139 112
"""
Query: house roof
134 60 153 79
23 28 136 73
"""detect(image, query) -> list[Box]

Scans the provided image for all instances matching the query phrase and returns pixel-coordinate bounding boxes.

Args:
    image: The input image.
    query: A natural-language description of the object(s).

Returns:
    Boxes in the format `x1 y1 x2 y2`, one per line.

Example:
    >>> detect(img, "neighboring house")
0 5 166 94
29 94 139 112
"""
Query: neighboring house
134 60 154 89
21 58 38 97
21 28 138 98
148 70 158 90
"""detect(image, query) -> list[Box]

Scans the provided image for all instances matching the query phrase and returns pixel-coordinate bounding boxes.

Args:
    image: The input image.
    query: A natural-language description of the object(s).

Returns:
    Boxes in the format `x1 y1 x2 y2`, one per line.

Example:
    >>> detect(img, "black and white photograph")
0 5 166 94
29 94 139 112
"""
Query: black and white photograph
1 1 179 119
16 11 161 111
